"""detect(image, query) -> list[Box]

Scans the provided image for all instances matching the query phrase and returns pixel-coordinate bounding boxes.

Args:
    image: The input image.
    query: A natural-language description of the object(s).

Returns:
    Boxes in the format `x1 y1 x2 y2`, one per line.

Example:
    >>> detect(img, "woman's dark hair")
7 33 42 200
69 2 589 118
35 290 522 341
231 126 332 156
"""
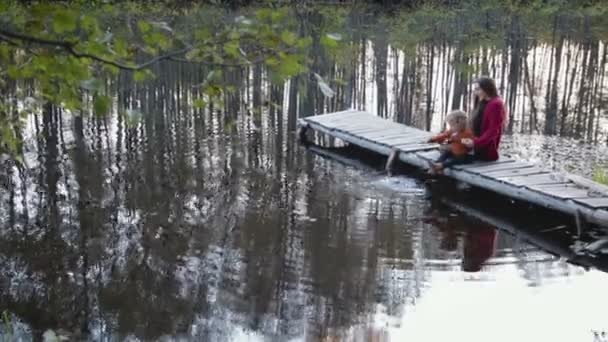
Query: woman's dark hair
470 77 498 135
475 76 498 98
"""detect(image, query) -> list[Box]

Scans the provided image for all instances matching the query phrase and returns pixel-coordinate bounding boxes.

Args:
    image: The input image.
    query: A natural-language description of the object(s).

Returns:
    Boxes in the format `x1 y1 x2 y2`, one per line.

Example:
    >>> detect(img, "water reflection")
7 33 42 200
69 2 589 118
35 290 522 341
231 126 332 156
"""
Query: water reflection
462 226 497 273
1 106 608 340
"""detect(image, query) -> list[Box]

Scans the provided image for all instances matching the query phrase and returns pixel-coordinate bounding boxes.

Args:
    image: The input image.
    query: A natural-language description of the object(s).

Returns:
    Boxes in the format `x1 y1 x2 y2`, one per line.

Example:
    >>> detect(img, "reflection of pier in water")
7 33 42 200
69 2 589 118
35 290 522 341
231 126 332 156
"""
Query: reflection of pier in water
304 143 608 274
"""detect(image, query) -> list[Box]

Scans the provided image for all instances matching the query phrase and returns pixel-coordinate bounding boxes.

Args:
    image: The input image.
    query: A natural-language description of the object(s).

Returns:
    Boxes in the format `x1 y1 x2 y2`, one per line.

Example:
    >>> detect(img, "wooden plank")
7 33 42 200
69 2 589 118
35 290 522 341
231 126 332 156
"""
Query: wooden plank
527 184 592 199
304 120 393 156
359 128 411 139
307 119 367 131
573 197 608 209
416 150 441 161
360 132 415 142
335 125 388 134
361 125 422 135
343 125 394 135
382 137 431 147
356 132 409 142
305 115 366 127
328 116 379 126
462 161 532 174
565 174 608 197
453 158 515 170
397 144 439 153
333 121 388 131
377 133 430 145
306 110 366 123
499 173 570 187
487 166 548 178
313 115 373 129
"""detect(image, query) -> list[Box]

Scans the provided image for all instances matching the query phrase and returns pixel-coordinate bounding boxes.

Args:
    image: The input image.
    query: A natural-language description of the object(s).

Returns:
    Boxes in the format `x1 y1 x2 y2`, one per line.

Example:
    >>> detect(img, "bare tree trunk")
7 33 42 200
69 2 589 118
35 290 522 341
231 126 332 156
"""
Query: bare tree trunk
560 44 581 136
452 43 466 111
360 39 367 109
391 47 399 117
574 19 592 139
523 53 538 133
425 44 435 130
373 30 388 118
544 33 564 135
585 40 600 141
506 15 522 133
594 45 607 143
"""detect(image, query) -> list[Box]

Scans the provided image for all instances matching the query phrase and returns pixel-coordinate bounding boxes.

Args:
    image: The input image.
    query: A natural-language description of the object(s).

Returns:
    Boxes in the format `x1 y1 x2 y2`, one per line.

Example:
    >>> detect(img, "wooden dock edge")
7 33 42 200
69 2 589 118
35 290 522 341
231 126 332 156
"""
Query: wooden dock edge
297 118 608 228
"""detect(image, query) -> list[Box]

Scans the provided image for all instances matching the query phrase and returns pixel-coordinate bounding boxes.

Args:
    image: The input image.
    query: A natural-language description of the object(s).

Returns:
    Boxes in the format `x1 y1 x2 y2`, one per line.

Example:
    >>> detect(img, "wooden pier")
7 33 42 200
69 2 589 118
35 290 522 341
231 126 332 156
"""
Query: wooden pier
297 109 608 229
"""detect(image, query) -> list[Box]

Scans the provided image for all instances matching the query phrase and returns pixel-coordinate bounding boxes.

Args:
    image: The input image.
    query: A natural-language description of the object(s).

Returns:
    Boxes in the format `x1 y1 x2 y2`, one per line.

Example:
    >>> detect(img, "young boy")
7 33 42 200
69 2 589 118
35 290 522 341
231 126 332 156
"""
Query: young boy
427 110 474 174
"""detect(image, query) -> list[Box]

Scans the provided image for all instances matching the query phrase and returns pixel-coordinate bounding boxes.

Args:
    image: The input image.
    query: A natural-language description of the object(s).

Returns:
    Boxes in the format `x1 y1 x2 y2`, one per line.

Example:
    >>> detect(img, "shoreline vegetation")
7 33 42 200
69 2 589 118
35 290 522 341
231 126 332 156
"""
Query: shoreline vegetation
1 0 607 157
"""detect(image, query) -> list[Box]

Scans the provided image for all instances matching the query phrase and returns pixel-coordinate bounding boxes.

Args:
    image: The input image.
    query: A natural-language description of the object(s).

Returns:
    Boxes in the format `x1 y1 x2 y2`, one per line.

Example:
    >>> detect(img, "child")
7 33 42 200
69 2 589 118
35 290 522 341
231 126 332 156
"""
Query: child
427 110 474 174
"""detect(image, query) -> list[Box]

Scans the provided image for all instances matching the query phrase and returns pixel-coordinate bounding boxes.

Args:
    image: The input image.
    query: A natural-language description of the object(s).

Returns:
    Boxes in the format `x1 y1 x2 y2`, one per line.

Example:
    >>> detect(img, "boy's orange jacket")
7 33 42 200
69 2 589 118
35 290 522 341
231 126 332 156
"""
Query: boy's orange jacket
429 129 474 156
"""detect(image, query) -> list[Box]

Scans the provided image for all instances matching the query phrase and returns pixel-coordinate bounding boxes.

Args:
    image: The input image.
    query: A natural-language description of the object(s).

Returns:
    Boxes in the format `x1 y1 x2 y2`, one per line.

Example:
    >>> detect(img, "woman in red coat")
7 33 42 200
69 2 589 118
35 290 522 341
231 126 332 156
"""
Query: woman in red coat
462 77 507 161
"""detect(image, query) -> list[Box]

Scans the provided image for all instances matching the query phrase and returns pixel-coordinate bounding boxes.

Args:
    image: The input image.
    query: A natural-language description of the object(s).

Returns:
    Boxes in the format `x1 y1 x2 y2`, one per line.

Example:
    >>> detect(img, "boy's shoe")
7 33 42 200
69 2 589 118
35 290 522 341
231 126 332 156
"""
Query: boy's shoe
432 163 444 175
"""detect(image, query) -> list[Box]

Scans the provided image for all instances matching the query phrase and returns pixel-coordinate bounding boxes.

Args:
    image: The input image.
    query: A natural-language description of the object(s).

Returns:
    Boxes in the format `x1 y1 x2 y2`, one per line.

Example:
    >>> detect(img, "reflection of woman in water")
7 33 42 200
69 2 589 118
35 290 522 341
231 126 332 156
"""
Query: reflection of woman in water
424 205 498 272
462 226 498 272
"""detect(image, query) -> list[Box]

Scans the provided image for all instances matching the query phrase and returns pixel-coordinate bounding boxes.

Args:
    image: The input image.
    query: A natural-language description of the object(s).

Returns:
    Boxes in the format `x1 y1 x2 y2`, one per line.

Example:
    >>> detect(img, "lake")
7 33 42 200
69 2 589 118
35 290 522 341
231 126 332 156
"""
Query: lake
1 3 608 341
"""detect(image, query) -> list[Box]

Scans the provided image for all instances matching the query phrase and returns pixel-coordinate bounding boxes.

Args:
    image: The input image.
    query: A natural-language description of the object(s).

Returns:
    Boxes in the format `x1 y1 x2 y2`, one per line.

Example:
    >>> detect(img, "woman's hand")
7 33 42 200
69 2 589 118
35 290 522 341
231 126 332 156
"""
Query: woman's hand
461 138 474 148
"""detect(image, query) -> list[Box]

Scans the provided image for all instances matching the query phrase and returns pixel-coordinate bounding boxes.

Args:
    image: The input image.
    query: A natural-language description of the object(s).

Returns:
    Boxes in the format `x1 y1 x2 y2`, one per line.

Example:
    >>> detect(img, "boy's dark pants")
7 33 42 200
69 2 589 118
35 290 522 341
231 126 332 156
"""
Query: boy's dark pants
436 150 473 169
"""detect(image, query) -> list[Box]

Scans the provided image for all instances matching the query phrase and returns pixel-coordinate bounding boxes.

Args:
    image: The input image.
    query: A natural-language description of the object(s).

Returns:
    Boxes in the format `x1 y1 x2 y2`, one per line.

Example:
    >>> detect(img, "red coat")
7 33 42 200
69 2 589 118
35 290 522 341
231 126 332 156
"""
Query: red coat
473 97 506 161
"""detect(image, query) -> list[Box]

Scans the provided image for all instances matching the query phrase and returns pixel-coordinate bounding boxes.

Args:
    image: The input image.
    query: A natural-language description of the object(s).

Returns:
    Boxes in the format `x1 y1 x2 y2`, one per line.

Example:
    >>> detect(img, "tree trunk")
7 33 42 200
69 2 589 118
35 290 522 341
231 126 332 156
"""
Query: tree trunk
544 34 564 135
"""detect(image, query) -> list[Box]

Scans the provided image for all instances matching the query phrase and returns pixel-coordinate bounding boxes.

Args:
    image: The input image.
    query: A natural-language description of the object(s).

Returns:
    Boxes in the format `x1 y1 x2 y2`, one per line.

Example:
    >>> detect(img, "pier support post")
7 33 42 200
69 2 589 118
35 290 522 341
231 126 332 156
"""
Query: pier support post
385 148 400 173
297 124 309 144
575 209 586 237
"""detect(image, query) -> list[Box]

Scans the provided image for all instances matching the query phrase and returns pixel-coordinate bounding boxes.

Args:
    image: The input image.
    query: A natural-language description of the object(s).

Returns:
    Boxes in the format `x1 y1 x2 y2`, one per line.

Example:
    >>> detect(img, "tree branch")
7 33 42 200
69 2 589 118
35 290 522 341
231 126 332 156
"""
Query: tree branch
68 45 192 70
0 28 71 48
0 28 192 71
169 55 266 67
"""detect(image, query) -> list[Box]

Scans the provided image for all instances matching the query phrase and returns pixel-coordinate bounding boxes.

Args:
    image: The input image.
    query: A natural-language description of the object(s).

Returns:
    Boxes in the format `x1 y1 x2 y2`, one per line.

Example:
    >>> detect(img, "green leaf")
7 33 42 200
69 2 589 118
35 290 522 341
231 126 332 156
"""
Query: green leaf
0 45 10 61
194 28 211 41
223 41 239 59
133 70 148 82
321 34 339 50
53 10 78 34
281 31 297 45
276 54 303 77
93 95 111 117
114 38 128 57
81 15 98 33
98 31 113 44
7 65 20 79
138 20 151 34
193 98 206 108
144 32 170 49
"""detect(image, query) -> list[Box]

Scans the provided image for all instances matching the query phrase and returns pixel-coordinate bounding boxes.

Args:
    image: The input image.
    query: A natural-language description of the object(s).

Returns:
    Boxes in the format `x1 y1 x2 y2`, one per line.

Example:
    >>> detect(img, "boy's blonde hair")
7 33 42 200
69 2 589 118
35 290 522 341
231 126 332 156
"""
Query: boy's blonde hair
446 110 468 127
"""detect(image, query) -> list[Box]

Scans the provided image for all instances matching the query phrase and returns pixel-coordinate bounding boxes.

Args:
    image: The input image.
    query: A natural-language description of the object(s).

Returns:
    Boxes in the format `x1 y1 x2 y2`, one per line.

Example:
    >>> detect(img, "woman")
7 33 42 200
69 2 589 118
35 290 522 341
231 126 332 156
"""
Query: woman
462 77 507 161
